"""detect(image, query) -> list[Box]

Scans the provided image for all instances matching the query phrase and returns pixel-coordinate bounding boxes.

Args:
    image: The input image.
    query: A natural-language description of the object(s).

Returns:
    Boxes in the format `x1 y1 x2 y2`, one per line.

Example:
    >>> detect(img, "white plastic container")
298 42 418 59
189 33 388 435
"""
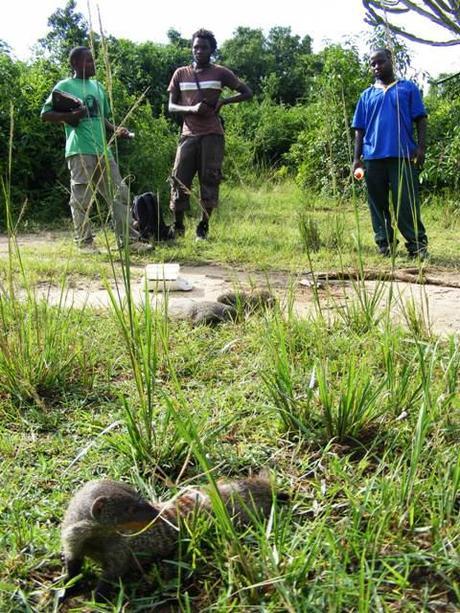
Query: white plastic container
145 263 180 281
144 263 193 292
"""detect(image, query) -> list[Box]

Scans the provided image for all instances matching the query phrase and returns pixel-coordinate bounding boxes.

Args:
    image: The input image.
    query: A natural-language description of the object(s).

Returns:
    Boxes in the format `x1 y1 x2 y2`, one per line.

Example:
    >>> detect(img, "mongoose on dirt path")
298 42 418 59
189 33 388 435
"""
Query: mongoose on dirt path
216 289 276 312
169 290 275 327
60 476 286 603
172 300 237 326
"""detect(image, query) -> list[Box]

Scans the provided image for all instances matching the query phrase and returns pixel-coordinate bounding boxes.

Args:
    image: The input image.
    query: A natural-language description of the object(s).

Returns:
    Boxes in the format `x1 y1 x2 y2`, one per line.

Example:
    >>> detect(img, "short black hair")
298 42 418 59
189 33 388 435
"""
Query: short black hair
370 47 392 60
69 46 91 67
191 29 217 53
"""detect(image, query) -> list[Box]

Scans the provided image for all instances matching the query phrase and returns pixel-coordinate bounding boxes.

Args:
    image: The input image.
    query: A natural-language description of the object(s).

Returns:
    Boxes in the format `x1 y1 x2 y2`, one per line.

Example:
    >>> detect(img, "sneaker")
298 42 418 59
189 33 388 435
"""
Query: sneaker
129 240 153 254
377 240 398 257
408 247 429 261
173 223 185 238
79 241 100 254
195 220 209 241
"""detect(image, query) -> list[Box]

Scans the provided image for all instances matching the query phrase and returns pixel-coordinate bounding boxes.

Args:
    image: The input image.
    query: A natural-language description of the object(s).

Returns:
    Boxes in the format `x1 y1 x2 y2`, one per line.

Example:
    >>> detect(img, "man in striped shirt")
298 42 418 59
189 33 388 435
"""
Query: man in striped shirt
168 29 252 240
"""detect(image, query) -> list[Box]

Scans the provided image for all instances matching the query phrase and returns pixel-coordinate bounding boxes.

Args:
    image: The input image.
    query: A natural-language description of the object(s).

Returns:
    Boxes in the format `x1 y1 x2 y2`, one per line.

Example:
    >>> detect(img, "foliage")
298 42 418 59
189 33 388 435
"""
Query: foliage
286 44 369 196
100 74 178 205
422 86 460 191
0 50 20 177
37 0 90 64
166 28 191 49
224 98 309 173
106 37 190 115
219 26 313 104
0 55 66 225
219 27 271 97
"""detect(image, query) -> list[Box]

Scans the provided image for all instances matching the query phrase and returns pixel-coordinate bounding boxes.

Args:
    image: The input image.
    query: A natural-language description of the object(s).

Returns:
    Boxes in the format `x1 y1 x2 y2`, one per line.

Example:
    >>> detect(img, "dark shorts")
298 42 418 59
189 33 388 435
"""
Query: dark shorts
169 134 224 212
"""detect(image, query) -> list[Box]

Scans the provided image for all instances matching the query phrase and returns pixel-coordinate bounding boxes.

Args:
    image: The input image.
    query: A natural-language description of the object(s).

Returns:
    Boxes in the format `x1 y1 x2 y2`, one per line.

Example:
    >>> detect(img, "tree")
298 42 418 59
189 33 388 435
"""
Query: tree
265 27 313 104
362 0 460 46
107 38 190 115
38 0 89 63
167 29 190 49
219 27 272 95
220 26 313 104
286 45 370 195
365 25 413 76
0 40 11 54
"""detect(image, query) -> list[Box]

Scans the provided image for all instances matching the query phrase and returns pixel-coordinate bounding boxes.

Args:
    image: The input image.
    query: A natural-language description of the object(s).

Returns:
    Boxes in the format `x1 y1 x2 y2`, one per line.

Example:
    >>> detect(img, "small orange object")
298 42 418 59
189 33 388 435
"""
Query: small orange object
354 167 364 180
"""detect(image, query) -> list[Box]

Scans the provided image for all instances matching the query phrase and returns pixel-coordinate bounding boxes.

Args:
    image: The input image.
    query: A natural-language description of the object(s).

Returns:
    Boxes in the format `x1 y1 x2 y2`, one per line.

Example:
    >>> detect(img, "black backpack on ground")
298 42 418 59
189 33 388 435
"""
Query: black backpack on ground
132 192 172 241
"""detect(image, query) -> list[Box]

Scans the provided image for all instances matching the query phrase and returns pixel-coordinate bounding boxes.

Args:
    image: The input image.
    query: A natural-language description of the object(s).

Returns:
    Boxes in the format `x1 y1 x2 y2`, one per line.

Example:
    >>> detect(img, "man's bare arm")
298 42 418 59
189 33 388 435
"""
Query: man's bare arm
414 116 427 167
215 83 253 112
168 92 204 115
353 128 364 170
104 118 131 139
41 108 87 127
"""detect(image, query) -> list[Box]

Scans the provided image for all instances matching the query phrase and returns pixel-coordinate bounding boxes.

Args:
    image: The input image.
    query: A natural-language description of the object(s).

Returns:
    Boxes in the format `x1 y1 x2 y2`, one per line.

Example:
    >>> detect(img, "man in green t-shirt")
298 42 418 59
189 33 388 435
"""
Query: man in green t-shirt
41 46 151 253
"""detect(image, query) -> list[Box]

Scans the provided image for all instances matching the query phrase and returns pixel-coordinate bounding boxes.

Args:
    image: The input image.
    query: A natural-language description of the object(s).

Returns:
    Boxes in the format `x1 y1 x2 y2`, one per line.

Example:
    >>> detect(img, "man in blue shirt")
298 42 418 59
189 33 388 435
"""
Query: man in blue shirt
352 48 428 259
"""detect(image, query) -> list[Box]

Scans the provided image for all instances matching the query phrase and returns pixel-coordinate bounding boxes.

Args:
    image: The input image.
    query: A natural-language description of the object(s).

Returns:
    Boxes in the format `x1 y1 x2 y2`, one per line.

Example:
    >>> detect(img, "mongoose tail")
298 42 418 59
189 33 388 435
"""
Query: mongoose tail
158 476 289 526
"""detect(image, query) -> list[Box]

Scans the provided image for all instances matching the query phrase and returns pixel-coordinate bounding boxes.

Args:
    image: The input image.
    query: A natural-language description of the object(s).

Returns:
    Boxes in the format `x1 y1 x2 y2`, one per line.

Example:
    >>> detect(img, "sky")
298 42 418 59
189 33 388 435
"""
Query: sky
1 0 458 79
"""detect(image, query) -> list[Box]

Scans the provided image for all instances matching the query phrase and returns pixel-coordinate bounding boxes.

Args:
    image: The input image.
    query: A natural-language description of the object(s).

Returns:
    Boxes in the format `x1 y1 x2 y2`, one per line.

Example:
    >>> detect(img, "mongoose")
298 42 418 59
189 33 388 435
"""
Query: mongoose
172 300 237 326
60 480 159 602
60 476 286 602
216 289 276 313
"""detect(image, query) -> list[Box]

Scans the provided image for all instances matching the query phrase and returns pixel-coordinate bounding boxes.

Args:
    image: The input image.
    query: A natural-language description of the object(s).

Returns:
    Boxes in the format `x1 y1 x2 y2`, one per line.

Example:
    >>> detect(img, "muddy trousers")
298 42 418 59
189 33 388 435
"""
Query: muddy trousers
67 154 139 245
169 135 224 213
364 158 427 254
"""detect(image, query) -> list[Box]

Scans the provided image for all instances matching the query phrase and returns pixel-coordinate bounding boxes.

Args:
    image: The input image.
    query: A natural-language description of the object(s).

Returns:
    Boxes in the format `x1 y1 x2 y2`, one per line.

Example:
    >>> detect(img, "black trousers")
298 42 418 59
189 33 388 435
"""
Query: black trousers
364 158 428 253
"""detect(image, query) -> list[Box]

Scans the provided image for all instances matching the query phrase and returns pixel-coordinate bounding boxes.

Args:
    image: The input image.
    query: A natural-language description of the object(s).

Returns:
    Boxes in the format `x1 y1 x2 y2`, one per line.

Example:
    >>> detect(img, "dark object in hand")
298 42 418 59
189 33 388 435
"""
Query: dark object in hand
52 90 83 112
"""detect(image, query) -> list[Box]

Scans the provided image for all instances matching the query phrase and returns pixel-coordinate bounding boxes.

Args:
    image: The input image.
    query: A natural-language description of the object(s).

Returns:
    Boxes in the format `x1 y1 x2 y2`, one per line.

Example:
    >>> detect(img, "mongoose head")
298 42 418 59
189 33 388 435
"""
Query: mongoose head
90 494 158 532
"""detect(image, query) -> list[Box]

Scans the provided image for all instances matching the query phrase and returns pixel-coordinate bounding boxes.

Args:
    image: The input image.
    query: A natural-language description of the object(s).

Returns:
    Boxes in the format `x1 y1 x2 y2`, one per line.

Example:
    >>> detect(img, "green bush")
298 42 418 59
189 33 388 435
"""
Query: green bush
286 45 369 198
223 99 309 180
1 55 66 225
423 90 460 191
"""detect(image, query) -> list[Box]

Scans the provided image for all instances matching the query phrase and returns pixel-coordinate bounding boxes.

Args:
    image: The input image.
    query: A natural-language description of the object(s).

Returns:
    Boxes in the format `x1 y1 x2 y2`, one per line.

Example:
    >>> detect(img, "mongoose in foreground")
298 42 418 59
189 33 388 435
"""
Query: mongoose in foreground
60 476 286 602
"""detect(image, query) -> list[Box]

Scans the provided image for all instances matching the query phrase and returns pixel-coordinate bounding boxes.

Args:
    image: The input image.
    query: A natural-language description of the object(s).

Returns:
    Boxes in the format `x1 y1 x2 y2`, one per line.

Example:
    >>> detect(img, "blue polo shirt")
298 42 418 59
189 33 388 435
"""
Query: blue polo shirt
352 79 427 160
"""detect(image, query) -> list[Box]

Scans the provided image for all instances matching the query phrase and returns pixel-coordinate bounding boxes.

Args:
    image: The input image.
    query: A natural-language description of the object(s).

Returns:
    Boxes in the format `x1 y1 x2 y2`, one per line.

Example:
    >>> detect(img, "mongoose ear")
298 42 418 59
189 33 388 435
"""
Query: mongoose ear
91 496 107 519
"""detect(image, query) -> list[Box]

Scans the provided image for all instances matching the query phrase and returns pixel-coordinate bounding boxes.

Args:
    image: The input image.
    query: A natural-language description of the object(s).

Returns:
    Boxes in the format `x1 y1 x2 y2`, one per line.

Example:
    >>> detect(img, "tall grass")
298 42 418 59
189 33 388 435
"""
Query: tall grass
0 117 99 410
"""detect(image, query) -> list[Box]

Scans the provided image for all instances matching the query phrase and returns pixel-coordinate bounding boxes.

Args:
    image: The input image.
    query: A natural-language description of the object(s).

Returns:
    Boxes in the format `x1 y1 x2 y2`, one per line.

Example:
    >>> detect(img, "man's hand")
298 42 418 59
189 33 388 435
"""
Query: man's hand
215 99 225 114
352 159 364 172
65 106 87 127
190 101 210 115
413 146 425 169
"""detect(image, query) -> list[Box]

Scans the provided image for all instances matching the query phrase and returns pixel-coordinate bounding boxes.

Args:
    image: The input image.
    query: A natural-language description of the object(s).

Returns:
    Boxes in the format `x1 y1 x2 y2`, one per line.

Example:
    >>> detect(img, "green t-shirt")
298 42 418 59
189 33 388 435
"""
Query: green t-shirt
41 77 113 158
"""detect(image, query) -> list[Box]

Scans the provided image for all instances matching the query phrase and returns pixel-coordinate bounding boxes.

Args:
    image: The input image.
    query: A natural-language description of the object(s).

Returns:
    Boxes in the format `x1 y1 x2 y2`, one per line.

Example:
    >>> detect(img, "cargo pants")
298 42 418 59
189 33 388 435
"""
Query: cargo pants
169 134 224 213
67 154 139 245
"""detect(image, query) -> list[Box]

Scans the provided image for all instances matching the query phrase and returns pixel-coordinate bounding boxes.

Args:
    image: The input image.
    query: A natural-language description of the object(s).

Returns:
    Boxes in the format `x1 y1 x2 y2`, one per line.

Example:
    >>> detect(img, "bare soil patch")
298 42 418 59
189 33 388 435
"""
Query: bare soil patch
1 233 459 335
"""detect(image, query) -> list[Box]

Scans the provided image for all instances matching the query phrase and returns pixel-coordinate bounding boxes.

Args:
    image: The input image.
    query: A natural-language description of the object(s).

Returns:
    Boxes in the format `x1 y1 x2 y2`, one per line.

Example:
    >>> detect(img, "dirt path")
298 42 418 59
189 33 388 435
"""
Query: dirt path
1 233 459 336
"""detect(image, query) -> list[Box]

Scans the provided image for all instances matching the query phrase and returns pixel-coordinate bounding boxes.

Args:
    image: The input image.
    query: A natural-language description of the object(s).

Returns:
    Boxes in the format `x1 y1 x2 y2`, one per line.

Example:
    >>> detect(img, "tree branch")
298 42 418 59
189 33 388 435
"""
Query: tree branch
362 0 460 45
